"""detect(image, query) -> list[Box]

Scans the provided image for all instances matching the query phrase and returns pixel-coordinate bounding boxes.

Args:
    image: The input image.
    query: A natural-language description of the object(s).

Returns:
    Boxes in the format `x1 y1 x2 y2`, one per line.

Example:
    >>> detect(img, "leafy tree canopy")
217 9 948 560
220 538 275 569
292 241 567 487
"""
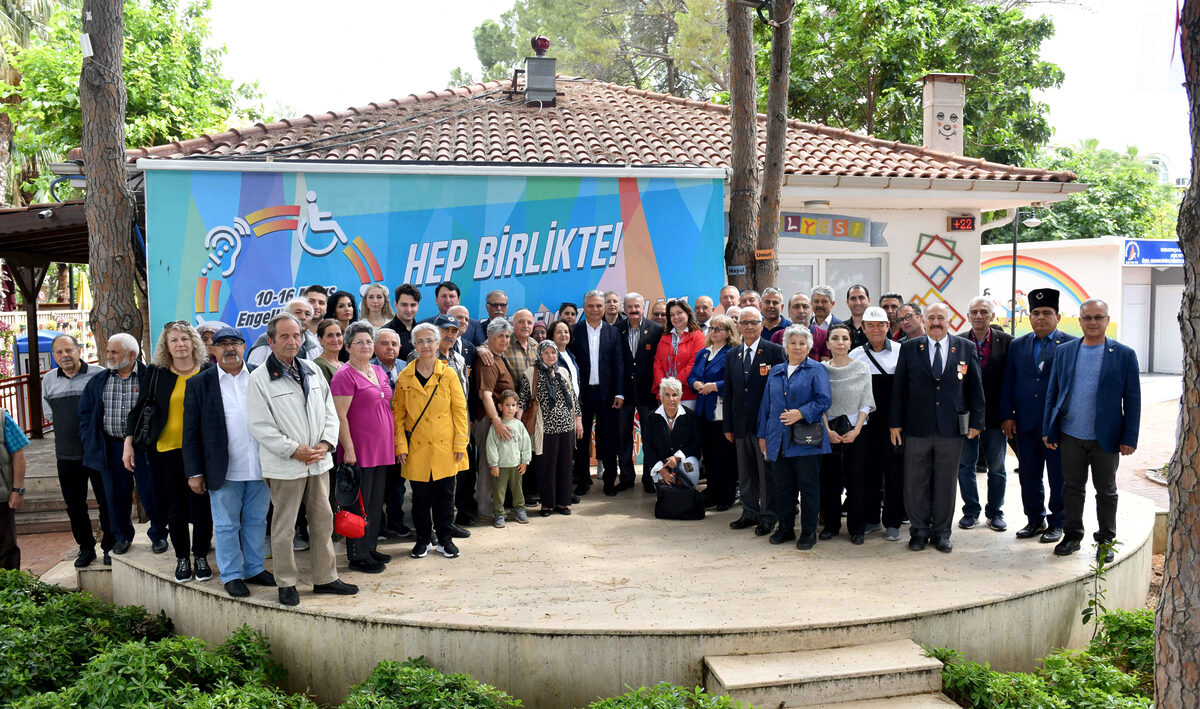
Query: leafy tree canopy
0 0 265 201
769 0 1064 166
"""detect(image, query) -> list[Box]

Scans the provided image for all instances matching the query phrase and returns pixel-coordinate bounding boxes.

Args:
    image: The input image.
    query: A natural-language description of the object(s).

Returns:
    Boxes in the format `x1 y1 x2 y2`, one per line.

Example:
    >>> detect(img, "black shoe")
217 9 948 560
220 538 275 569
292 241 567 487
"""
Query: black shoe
908 536 928 551
224 579 250 597
314 579 359 595
556 506 572 515
193 556 212 581
754 521 774 536
850 534 865 545
436 539 460 558
1040 527 1064 544
454 513 476 527
278 586 299 606
715 503 732 512
113 539 131 555
603 485 618 497
151 538 169 554
615 480 635 492
643 482 656 494
103 551 112 566
539 508 554 517
370 550 393 563
1054 538 1081 556
818 529 836 541
729 516 752 530
245 570 277 586
348 558 386 574
574 484 590 496
174 557 193 583
74 547 97 568
958 515 977 530
796 532 816 550
570 494 581 504
769 528 796 544
1096 546 1115 564
411 540 430 558
1015 522 1047 539
449 523 472 539
934 536 953 553
526 496 540 507
388 523 415 538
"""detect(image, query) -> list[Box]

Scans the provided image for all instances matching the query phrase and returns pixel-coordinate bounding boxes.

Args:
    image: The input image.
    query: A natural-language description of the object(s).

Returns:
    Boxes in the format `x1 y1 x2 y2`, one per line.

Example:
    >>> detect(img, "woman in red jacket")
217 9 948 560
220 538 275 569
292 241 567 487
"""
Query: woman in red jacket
653 299 706 408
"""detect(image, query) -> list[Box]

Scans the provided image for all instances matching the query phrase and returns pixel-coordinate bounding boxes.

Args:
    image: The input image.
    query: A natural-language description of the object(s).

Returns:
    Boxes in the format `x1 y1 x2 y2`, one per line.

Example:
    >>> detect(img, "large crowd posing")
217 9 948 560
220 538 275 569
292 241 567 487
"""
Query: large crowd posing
3 279 1140 607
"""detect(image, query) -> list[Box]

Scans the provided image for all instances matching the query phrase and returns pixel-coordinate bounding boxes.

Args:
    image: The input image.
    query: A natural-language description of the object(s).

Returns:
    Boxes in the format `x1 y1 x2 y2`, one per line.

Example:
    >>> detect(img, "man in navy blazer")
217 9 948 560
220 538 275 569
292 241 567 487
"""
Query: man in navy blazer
1042 299 1140 561
570 290 626 496
181 327 275 597
1000 288 1076 544
616 293 664 491
421 281 487 348
890 303 985 553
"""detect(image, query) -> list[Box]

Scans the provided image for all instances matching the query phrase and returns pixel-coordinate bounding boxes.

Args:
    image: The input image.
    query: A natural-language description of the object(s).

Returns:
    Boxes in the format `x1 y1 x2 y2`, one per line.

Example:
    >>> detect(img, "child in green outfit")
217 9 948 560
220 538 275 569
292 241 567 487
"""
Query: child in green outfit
487 390 532 527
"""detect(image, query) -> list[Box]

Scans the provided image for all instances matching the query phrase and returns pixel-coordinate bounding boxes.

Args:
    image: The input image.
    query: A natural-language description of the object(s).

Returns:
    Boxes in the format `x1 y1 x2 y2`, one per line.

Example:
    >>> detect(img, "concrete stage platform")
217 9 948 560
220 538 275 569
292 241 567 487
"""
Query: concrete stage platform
110 487 1153 708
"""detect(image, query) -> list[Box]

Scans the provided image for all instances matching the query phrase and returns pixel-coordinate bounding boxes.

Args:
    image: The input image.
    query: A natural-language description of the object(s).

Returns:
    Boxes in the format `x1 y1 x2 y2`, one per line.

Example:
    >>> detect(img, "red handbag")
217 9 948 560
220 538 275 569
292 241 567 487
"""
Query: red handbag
333 492 367 539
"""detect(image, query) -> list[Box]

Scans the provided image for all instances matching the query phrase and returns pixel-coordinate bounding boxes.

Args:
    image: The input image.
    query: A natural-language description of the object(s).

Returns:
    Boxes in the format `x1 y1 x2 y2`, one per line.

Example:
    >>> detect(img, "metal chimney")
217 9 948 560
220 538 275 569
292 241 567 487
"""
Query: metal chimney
922 73 971 155
525 36 556 107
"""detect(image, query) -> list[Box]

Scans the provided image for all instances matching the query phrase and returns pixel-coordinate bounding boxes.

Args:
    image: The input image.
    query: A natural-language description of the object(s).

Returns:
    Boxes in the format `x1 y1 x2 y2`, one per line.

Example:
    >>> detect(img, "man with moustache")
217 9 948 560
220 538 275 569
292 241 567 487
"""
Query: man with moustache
810 286 841 330
759 288 791 339
616 292 663 492
896 302 926 342
771 293 828 360
957 297 1013 533
879 292 905 341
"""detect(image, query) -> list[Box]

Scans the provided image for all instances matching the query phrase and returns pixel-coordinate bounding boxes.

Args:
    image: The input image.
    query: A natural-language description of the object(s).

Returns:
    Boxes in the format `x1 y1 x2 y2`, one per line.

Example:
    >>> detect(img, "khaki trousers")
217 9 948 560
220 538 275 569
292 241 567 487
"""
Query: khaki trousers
266 473 337 588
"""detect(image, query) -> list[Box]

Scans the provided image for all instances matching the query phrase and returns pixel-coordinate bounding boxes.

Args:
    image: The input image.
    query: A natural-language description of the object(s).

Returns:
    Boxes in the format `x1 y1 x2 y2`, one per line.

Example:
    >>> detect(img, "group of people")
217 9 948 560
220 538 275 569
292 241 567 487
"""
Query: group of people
26 278 1140 607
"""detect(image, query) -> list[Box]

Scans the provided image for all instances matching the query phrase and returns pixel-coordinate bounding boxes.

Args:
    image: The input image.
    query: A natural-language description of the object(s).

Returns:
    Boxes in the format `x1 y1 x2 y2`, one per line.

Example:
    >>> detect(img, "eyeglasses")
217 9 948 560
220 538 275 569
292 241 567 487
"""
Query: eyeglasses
1080 315 1108 322
739 320 762 326
350 340 374 347
487 302 508 308
414 338 439 346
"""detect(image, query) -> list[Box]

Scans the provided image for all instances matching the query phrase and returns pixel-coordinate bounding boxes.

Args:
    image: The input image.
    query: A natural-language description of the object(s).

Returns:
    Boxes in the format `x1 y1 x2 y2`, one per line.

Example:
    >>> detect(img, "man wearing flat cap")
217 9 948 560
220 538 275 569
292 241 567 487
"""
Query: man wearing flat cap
999 288 1075 544
182 327 276 598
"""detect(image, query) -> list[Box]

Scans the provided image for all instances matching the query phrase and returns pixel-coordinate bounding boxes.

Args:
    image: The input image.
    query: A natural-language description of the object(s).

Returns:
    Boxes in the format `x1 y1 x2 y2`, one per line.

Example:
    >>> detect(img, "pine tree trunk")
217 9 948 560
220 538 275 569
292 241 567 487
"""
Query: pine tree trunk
0 113 12 208
80 0 142 347
725 1 759 292
755 0 793 290
1156 2 1200 706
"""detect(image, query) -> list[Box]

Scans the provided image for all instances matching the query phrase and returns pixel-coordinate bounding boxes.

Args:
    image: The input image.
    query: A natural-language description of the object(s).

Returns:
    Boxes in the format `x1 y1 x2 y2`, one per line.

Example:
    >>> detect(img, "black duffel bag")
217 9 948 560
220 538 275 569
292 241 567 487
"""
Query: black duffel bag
654 468 705 521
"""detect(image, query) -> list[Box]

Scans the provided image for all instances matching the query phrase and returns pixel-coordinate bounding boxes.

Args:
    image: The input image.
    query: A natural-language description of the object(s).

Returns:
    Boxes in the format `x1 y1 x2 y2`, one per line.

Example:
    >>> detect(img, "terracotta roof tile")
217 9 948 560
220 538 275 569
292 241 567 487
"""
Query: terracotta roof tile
111 76 1075 182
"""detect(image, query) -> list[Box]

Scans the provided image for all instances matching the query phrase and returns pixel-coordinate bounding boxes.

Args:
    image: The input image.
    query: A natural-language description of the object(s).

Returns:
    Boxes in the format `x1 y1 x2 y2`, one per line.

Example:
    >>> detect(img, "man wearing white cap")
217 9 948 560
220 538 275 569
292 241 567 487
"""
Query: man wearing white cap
850 307 903 540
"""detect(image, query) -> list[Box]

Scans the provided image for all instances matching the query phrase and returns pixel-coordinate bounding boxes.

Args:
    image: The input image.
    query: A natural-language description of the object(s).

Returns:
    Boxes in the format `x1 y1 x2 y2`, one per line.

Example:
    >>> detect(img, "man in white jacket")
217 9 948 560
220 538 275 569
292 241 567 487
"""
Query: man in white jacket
246 313 358 606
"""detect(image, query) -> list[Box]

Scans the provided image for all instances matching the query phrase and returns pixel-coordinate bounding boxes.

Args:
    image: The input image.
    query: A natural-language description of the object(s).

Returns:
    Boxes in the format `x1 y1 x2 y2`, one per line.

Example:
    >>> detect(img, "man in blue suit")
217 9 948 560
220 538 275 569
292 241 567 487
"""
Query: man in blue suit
1042 299 1140 562
421 281 487 348
570 290 626 496
1000 288 1075 544
890 303 985 553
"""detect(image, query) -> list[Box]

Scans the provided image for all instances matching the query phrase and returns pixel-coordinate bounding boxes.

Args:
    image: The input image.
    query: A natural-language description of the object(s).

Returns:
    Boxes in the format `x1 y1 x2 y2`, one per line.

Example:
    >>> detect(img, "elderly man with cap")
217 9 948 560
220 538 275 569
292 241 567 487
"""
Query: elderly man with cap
1000 288 1076 544
182 327 275 598
849 306 903 540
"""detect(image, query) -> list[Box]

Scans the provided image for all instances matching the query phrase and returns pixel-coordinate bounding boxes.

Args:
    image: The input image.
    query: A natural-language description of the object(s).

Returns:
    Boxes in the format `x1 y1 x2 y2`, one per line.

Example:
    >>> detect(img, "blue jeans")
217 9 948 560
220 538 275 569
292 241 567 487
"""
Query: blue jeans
102 435 168 544
208 479 270 584
957 428 1007 519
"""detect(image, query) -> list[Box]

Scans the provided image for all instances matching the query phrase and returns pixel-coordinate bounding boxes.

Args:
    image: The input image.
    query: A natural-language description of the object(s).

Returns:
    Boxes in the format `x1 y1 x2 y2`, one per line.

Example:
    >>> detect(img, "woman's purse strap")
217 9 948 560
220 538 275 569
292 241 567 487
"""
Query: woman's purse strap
407 373 442 438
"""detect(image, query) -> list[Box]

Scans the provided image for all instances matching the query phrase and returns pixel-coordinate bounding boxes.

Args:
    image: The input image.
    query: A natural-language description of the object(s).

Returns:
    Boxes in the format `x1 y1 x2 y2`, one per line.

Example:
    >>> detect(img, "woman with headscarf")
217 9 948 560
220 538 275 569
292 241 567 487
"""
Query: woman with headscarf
519 340 582 516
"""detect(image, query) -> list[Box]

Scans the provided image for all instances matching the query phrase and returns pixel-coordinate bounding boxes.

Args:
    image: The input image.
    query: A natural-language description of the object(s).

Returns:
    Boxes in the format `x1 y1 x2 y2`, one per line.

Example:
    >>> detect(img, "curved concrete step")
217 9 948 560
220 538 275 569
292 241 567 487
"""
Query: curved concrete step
704 639 943 708
789 692 959 708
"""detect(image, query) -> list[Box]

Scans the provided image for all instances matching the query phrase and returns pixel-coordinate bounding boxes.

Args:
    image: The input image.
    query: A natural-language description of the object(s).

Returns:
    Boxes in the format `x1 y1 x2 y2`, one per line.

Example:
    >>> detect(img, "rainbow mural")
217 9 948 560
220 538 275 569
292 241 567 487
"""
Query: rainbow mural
980 255 1090 309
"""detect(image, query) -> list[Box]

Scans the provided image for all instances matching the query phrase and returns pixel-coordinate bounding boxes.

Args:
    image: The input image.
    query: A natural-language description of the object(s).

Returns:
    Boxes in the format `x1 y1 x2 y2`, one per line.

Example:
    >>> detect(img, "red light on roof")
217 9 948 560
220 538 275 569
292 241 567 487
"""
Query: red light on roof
531 36 551 56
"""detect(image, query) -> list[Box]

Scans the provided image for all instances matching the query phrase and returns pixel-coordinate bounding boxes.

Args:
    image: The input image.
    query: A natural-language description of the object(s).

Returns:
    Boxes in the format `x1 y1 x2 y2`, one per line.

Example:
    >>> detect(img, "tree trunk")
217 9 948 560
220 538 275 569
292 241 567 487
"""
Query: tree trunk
725 1 758 291
81 0 142 348
55 264 71 303
755 0 793 290
0 113 12 208
1156 2 1200 706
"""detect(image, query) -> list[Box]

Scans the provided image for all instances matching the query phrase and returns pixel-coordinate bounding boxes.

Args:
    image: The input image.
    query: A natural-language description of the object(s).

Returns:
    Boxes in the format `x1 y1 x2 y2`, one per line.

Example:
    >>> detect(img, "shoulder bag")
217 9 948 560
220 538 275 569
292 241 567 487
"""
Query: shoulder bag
783 366 825 447
654 466 705 520
131 367 162 452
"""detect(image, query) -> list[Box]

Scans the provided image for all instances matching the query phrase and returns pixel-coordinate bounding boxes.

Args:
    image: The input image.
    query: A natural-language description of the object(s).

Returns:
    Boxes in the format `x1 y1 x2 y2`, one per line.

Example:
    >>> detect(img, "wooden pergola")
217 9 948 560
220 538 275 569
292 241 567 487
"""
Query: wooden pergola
0 199 90 438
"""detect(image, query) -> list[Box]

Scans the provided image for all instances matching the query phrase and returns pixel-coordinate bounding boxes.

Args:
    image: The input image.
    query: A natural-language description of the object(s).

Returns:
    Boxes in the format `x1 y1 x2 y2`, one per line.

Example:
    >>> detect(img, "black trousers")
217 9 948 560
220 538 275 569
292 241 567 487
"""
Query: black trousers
538 430 576 508
455 440 477 522
0 503 17 570
1060 434 1120 543
772 454 822 533
410 475 455 544
148 448 212 558
699 418 737 506
346 465 387 561
57 458 115 552
382 463 407 531
864 423 905 529
574 385 619 490
819 426 871 536
619 402 655 488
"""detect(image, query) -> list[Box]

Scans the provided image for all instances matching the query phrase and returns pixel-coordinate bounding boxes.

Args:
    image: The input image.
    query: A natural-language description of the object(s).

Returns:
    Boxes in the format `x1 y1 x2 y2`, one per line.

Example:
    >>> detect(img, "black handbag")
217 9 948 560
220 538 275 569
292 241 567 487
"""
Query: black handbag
131 367 161 452
654 473 705 520
782 367 825 447
828 414 853 437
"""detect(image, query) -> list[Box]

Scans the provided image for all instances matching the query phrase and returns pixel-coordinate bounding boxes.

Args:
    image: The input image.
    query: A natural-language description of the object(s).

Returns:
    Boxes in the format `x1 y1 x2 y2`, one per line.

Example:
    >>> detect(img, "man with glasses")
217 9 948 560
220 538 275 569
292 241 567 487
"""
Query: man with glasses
896 302 925 341
772 293 828 360
1042 299 1139 562
760 288 790 339
724 306 784 535
1000 288 1074 544
957 297 1013 533
481 289 509 332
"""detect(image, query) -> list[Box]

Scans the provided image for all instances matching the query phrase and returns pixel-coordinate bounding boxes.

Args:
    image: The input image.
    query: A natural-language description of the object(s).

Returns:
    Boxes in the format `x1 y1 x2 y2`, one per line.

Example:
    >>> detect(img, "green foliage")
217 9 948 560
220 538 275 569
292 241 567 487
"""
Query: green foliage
927 609 1155 709
180 682 319 709
583 682 748 708
771 0 1063 166
1011 141 1182 243
341 656 521 709
0 0 265 201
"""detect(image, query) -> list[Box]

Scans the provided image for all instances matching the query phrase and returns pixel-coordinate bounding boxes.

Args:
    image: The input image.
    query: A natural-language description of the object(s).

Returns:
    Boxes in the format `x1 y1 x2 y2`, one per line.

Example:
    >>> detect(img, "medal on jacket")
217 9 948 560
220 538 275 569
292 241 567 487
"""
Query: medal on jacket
759 363 770 376
957 362 967 380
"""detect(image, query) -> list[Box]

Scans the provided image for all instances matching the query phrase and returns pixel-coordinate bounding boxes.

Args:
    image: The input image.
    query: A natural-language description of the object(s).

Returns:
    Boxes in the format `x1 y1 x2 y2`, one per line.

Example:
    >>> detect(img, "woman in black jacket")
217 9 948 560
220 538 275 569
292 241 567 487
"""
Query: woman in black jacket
641 377 702 486
123 321 213 583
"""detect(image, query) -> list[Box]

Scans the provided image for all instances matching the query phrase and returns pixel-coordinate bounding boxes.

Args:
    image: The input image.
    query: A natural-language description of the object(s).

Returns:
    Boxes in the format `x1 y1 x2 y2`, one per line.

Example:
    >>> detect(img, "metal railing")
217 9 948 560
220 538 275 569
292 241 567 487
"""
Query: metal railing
0 371 51 436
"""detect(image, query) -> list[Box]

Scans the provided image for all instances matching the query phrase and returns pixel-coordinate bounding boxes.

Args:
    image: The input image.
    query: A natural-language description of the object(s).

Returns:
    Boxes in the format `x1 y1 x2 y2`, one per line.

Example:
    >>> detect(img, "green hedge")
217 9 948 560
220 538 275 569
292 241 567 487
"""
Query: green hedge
583 683 749 708
341 657 520 708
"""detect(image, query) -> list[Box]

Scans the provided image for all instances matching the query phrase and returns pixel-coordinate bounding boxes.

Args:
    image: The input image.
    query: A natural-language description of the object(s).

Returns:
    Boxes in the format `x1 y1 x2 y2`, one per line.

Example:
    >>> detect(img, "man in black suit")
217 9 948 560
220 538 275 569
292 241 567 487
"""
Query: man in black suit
181 327 276 598
957 296 1013 532
616 292 664 492
570 290 626 496
421 281 487 348
723 306 785 535
889 303 985 553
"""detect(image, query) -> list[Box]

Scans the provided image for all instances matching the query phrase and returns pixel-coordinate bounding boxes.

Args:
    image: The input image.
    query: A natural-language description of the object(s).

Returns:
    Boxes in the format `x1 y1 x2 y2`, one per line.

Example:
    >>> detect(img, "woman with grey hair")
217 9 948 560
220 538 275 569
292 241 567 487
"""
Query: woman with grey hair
759 324 831 550
642 377 702 487
331 320 395 573
470 317 517 523
519 339 582 516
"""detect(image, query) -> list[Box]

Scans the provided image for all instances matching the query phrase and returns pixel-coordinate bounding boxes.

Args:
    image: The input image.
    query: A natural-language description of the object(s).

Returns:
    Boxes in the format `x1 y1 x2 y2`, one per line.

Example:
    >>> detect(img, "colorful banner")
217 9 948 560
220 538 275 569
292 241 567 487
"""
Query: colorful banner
779 212 888 247
143 167 726 336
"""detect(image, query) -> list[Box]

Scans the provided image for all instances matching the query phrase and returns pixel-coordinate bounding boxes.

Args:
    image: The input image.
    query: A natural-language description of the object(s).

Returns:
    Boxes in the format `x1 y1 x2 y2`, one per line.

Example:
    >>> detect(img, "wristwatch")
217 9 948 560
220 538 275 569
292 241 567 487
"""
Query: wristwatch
11 488 24 495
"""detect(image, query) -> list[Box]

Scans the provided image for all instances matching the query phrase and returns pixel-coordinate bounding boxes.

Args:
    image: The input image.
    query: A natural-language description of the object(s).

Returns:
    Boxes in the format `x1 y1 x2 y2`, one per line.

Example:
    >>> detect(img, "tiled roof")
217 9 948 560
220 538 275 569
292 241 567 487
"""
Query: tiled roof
119 76 1075 183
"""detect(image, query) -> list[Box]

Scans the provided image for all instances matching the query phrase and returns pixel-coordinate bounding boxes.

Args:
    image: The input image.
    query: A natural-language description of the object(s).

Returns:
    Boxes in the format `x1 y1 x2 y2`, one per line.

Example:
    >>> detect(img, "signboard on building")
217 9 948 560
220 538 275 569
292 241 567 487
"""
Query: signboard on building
1124 239 1184 266
141 163 726 335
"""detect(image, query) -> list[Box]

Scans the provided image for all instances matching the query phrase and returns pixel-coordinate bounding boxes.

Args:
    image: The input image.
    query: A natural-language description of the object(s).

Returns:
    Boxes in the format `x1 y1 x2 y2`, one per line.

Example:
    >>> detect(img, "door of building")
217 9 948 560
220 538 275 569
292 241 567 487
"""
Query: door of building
1153 285 1184 374
1122 284 1150 373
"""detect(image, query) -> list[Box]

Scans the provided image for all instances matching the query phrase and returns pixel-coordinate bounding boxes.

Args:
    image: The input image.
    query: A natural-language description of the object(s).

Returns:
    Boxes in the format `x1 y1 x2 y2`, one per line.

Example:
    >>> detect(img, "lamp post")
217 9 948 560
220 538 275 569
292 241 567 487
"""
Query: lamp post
1010 208 1043 335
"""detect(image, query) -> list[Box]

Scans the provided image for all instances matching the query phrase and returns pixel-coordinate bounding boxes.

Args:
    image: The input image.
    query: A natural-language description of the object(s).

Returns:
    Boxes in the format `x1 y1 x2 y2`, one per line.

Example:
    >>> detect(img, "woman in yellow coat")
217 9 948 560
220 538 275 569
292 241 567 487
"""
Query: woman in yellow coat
393 323 469 559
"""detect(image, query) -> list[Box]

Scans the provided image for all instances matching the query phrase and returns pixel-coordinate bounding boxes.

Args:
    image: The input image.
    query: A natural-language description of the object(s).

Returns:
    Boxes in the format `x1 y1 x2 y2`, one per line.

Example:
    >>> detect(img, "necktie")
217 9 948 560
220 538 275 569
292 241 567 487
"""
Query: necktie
932 341 943 379
743 346 753 376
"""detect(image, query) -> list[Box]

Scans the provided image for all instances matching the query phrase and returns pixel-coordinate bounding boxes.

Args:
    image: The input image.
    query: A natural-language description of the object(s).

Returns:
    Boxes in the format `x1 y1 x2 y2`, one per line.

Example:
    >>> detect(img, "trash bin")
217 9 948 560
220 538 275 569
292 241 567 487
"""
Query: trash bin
15 329 62 375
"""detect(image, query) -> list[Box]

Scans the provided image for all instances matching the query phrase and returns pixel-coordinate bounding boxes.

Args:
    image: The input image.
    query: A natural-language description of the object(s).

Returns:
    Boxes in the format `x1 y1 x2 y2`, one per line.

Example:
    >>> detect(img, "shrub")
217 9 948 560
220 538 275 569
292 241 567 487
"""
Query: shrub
341 657 521 709
181 682 320 709
1092 609 1154 683
583 683 748 709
